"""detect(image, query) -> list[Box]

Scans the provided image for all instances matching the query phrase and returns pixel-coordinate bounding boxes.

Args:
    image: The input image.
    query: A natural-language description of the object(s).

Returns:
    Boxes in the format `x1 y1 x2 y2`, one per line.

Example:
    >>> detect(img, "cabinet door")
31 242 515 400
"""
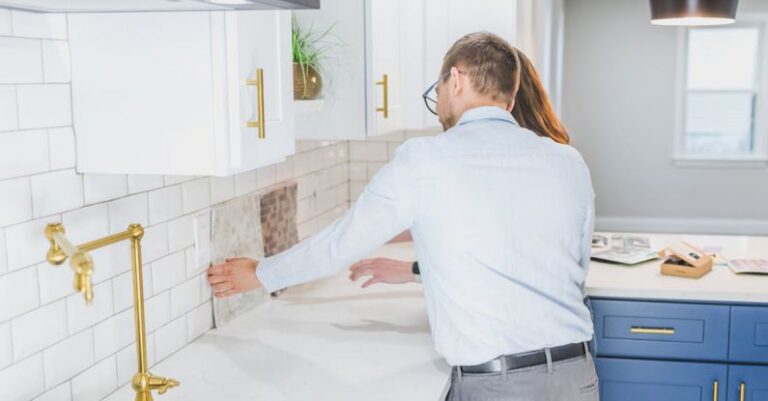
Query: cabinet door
422 0 518 128
730 306 768 364
69 12 221 175
366 0 404 136
728 365 768 401
596 358 727 401
225 10 295 173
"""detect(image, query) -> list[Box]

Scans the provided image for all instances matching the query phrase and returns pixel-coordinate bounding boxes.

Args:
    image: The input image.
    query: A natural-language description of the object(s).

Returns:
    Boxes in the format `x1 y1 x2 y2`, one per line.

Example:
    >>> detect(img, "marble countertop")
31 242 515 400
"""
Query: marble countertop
104 232 768 401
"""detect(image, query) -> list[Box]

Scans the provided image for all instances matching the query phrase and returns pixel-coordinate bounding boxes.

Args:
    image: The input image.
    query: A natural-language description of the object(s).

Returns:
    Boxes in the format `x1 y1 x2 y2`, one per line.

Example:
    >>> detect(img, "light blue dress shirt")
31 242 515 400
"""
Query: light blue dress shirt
258 106 596 366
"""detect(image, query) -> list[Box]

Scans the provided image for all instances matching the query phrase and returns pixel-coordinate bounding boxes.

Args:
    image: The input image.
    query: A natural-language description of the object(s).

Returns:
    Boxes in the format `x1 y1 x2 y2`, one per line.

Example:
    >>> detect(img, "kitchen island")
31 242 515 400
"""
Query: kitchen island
103 233 768 401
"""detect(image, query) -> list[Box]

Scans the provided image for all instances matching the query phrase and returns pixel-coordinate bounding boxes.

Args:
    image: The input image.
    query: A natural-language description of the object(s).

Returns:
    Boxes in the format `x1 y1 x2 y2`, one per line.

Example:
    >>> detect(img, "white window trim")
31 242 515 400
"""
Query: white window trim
673 16 768 168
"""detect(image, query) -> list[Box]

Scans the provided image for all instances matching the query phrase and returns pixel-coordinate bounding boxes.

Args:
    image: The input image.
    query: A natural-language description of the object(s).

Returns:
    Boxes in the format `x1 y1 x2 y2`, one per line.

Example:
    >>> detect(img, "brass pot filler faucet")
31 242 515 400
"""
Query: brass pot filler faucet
45 223 179 401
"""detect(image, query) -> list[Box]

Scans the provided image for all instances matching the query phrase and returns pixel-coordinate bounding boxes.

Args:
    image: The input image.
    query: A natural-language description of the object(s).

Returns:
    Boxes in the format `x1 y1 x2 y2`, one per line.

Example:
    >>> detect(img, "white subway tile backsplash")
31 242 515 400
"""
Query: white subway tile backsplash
93 308 133 360
41 40 70 83
11 300 66 362
274 158 294 182
37 262 74 305
0 177 32 227
0 129 49 180
167 215 194 253
234 170 258 196
112 267 152 314
210 175 235 205
186 301 213 342
0 266 39 322
107 193 149 233
256 164 276 189
5 217 58 272
142 223 169 263
48 127 76 170
170 277 200 318
31 170 83 217
367 162 386 180
0 321 11 369
0 354 45 401
11 10 67 40
0 37 43 83
71 355 117 401
349 162 367 181
83 174 127 205
66 280 113 334
0 230 6 274
0 9 10 35
181 178 210 214
163 175 194 186
90 241 130 284
33 382 71 401
61 203 109 244
145 292 171 333
154 317 186 362
151 251 185 295
17 84 71 129
126 175 164 194
0 85 18 132
349 141 388 162
148 186 182 225
42 329 94 389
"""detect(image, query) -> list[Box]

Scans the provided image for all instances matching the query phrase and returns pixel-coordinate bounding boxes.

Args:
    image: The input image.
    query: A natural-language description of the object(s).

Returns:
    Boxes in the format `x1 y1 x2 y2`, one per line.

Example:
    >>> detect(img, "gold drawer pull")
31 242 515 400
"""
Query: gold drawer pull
713 380 719 401
246 68 266 139
629 326 675 335
740 382 746 401
376 73 389 119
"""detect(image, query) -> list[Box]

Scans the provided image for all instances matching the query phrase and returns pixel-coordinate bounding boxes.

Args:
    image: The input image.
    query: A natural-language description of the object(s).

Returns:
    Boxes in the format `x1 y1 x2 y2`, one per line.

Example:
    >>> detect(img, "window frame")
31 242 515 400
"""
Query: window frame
673 16 768 168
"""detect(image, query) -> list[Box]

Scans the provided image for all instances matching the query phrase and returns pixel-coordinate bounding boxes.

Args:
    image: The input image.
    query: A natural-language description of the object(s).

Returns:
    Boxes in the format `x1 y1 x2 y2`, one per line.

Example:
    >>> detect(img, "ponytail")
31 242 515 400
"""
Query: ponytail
511 49 570 145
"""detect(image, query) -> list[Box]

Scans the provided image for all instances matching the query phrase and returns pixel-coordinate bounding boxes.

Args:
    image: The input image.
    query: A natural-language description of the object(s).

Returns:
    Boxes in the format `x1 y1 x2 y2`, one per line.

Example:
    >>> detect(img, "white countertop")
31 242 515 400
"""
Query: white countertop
105 232 768 401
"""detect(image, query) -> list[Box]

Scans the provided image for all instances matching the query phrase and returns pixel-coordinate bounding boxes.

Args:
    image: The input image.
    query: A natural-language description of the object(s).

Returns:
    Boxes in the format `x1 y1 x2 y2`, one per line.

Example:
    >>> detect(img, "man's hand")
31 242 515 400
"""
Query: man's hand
349 258 416 288
207 257 262 298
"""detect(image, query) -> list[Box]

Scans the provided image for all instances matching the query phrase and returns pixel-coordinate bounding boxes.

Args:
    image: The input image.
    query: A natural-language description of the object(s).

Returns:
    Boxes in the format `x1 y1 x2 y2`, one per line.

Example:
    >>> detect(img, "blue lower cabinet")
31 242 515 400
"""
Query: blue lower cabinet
596 357 727 401
730 306 768 364
727 365 768 401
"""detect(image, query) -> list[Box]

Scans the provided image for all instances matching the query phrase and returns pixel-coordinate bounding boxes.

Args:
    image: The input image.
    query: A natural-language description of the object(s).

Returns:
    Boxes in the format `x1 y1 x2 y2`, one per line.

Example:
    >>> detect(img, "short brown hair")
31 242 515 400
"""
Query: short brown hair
441 32 569 145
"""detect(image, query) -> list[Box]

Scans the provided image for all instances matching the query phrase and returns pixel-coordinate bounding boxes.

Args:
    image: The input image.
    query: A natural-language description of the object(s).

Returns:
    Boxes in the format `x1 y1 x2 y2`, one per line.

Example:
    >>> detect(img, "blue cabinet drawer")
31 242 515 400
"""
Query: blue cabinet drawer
596 357 727 401
727 365 768 401
592 299 730 361
730 306 768 364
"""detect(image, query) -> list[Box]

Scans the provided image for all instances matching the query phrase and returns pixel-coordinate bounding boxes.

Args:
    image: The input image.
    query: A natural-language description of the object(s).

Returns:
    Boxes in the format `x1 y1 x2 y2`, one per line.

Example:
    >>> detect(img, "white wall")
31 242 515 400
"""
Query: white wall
562 0 768 235
0 8 413 401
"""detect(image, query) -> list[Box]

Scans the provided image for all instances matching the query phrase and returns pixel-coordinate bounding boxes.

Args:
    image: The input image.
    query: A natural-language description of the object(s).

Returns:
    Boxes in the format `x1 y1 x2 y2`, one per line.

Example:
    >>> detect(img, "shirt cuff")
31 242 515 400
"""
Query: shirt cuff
255 256 282 293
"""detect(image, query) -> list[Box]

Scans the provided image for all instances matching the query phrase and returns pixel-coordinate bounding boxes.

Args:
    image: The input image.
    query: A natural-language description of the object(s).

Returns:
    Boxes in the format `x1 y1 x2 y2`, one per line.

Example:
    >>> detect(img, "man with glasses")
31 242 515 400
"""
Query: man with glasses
208 32 598 401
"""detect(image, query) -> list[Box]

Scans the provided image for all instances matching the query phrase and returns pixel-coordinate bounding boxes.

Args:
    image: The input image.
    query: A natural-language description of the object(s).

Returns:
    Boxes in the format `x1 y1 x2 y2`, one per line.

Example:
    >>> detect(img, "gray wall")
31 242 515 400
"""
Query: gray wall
562 0 768 235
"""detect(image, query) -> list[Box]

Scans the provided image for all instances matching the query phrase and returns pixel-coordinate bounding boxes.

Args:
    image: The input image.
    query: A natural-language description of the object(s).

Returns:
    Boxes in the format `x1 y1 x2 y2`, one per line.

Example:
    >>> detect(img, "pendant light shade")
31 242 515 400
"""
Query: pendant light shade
650 0 739 26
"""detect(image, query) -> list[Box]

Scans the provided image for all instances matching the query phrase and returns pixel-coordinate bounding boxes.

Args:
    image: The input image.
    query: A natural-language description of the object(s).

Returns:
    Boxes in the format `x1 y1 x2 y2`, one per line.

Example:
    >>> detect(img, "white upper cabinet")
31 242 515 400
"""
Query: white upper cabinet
68 10 294 176
293 0 411 140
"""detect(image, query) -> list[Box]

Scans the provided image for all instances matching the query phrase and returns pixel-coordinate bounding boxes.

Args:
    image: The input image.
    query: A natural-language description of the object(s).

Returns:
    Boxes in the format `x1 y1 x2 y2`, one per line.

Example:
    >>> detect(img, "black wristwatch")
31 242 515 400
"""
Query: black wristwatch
412 261 421 283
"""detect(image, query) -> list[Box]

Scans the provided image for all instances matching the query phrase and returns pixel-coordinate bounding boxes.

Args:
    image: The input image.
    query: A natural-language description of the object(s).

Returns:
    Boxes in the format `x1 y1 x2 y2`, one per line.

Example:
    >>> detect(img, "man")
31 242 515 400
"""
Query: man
208 32 598 400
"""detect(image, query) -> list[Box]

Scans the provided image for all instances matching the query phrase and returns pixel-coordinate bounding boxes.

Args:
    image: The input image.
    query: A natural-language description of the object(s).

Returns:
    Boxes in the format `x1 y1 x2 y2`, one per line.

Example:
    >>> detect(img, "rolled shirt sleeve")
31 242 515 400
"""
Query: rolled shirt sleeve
256 140 422 292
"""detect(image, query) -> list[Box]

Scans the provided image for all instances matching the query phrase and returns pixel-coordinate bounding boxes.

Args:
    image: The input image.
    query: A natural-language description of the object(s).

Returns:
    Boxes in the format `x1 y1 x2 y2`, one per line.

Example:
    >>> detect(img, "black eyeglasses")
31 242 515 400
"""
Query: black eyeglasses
421 70 464 116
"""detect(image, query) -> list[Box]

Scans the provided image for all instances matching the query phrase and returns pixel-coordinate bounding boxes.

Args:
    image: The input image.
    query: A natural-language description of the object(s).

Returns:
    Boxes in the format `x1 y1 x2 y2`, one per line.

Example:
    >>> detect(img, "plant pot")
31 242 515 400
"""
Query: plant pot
293 63 323 100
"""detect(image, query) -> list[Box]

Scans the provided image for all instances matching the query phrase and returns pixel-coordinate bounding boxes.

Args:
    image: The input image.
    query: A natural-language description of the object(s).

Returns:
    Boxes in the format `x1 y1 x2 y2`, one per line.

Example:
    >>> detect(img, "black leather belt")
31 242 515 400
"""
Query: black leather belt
459 342 586 374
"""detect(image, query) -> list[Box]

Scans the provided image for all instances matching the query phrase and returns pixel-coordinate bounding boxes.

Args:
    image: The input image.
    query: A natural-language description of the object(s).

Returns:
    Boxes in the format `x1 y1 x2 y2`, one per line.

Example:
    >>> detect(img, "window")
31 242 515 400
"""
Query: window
677 22 766 162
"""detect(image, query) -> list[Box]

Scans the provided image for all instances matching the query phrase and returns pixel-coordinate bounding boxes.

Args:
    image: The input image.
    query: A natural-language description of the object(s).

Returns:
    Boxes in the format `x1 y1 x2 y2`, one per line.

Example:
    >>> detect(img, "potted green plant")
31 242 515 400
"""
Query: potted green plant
292 16 337 100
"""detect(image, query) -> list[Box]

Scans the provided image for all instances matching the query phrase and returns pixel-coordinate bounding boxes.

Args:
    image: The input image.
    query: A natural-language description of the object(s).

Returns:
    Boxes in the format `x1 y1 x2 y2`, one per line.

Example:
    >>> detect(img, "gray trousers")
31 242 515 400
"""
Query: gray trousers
445 347 600 401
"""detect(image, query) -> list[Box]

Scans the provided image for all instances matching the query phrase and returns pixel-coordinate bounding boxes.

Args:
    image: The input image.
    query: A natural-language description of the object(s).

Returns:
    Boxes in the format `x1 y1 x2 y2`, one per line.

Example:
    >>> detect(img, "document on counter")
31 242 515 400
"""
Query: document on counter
591 248 659 266
728 259 768 275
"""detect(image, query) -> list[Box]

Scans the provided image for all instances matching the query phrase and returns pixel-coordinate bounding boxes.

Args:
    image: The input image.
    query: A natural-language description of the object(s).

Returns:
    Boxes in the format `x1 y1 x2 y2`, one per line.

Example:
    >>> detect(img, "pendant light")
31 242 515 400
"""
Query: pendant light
650 0 739 26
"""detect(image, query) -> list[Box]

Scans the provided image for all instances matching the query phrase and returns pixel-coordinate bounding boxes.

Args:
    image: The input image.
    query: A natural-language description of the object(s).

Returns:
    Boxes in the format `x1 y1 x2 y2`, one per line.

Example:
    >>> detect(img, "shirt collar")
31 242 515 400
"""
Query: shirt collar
457 106 519 127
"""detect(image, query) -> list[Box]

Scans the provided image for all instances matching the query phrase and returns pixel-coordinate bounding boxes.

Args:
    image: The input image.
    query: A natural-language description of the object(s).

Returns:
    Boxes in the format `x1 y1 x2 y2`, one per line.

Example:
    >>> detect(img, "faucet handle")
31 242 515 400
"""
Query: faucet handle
148 374 180 395
71 252 94 305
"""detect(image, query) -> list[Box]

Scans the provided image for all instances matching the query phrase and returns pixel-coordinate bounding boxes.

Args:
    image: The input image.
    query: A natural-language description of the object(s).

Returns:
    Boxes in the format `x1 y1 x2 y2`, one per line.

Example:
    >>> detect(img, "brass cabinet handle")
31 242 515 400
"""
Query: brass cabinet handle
740 383 746 401
629 326 676 335
376 73 389 119
712 380 719 401
246 68 266 139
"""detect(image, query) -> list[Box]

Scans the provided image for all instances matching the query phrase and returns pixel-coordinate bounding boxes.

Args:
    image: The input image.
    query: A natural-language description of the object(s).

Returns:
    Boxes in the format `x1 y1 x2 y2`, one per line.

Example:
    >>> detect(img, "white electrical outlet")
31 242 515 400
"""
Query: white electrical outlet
193 210 212 274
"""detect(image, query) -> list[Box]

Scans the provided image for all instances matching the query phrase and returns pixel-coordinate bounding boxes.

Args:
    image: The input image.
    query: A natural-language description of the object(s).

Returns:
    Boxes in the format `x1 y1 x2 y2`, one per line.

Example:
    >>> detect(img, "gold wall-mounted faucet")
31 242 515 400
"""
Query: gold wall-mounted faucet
45 223 179 401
